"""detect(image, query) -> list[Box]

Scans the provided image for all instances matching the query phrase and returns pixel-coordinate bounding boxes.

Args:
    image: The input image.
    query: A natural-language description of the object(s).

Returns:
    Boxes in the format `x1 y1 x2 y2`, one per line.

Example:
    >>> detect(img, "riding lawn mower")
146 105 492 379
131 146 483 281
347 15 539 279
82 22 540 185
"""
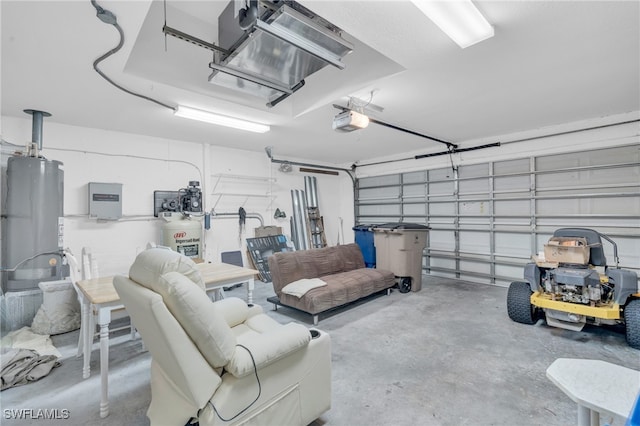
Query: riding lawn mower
507 228 640 349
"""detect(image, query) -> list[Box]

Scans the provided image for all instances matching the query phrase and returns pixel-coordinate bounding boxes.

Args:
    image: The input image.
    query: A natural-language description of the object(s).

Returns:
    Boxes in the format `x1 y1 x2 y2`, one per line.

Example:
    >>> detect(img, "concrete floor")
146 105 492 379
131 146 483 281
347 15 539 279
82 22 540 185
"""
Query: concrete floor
2 275 639 426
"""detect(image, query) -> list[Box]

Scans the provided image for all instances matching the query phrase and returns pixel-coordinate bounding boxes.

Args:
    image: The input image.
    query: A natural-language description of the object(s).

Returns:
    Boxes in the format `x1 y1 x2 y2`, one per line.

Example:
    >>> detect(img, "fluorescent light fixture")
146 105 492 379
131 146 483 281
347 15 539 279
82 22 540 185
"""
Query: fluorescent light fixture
411 0 494 48
174 105 270 133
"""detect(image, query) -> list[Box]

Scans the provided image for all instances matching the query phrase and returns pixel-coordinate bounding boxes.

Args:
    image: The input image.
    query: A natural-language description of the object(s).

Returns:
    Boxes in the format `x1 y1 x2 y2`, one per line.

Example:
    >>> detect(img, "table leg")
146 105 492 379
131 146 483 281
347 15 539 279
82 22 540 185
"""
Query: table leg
82 302 91 379
216 287 226 301
98 308 111 418
247 277 255 305
577 404 589 426
577 403 599 426
77 299 86 358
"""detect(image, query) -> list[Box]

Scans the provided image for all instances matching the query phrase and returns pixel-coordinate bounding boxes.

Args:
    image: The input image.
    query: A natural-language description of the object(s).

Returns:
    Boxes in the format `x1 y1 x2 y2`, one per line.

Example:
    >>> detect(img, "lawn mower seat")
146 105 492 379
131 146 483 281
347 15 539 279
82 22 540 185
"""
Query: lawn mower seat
553 228 606 267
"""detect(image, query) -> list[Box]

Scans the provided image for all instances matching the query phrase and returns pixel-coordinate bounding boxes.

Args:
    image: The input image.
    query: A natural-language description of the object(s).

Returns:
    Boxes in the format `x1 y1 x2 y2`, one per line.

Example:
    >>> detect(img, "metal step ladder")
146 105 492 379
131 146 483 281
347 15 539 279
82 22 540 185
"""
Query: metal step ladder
307 207 327 248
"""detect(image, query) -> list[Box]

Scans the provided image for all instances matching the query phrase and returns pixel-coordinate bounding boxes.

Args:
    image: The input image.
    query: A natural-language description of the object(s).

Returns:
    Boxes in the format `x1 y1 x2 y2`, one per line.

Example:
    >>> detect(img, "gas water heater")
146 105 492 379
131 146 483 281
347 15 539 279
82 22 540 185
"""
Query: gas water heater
2 110 65 293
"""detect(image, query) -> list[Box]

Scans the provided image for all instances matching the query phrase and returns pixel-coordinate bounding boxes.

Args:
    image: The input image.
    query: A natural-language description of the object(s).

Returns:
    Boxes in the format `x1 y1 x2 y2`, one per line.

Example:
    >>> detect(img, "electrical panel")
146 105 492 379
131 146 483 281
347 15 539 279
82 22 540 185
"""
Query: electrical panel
89 182 122 220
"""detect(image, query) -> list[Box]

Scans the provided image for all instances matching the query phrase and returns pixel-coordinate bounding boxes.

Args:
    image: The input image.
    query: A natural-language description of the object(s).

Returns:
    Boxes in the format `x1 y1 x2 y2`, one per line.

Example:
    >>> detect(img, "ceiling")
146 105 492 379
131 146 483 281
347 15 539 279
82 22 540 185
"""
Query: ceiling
2 1 639 166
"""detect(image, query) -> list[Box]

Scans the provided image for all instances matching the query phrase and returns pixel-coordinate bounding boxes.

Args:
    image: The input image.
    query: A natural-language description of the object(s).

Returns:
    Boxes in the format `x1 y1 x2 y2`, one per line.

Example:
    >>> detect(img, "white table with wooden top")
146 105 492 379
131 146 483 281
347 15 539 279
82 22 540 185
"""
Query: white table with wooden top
75 262 258 418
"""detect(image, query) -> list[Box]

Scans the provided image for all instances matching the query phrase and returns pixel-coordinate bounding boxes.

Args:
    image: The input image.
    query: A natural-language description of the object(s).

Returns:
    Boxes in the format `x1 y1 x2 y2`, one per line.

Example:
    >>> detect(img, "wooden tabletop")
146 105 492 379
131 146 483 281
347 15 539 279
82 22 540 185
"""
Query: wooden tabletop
197 262 258 284
76 262 258 305
76 276 118 305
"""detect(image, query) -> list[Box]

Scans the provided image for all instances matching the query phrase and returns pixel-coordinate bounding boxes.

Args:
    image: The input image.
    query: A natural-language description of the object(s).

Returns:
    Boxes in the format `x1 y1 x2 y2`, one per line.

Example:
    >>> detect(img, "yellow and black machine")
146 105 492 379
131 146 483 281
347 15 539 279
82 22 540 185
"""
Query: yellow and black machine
507 228 640 349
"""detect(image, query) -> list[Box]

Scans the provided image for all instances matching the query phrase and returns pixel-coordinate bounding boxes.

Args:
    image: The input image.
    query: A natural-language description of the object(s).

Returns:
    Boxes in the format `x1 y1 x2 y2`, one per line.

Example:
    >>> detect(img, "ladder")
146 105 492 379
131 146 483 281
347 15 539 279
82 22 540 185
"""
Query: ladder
307 207 327 248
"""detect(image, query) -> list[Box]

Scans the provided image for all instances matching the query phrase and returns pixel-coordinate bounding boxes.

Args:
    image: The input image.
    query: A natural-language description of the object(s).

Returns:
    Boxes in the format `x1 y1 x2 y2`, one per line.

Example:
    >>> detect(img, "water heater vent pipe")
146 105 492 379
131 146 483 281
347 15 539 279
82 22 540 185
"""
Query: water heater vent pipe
23 109 51 152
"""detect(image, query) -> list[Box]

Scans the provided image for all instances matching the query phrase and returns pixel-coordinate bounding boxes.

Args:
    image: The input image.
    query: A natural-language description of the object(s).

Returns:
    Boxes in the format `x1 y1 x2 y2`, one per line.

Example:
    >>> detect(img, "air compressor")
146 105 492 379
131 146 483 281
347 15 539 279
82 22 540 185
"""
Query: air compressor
155 181 205 259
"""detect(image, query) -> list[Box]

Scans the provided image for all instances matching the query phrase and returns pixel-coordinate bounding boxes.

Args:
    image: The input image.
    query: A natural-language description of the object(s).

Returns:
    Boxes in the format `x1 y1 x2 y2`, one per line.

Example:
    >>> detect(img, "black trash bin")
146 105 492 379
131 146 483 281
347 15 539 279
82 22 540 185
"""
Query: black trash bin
372 223 430 292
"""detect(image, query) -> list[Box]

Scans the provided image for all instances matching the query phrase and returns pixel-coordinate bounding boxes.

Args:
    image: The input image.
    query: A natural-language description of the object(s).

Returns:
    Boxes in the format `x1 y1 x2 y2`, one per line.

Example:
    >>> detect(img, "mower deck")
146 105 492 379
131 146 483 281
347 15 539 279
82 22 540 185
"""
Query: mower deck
531 291 621 320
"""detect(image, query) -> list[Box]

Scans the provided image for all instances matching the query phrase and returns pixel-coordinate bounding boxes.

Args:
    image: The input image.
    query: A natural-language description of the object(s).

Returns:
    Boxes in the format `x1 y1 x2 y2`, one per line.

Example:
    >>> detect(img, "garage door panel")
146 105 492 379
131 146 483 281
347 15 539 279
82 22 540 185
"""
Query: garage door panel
495 200 530 216
355 144 639 287
495 233 532 258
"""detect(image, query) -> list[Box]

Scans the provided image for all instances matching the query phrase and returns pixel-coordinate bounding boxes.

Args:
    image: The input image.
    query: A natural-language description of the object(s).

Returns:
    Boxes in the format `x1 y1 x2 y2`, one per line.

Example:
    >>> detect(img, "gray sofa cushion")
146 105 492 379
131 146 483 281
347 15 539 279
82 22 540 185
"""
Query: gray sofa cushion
279 268 395 314
270 244 366 292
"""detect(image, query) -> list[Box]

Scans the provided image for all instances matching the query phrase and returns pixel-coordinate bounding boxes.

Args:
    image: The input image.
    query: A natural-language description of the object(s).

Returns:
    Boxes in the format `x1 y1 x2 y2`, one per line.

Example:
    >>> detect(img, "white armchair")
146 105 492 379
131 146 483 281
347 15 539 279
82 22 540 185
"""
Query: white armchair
113 248 331 426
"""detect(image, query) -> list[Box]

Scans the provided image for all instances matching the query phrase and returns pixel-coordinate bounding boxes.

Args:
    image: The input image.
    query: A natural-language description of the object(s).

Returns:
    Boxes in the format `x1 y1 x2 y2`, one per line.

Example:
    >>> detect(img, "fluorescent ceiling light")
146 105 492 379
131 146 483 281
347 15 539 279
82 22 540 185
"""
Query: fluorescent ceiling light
411 0 494 48
174 106 270 133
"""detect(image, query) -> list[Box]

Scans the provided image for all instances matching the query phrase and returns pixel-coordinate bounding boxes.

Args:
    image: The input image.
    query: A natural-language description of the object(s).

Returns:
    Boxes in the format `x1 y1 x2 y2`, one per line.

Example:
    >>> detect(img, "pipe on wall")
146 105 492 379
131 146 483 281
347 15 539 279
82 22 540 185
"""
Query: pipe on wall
265 147 355 184
210 211 264 227
23 109 51 151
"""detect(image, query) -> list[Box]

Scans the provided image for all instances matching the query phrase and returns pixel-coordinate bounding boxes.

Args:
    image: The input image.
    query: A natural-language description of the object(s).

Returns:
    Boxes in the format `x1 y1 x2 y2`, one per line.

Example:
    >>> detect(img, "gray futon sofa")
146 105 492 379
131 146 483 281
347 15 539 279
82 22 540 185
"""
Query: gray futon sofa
268 243 395 324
